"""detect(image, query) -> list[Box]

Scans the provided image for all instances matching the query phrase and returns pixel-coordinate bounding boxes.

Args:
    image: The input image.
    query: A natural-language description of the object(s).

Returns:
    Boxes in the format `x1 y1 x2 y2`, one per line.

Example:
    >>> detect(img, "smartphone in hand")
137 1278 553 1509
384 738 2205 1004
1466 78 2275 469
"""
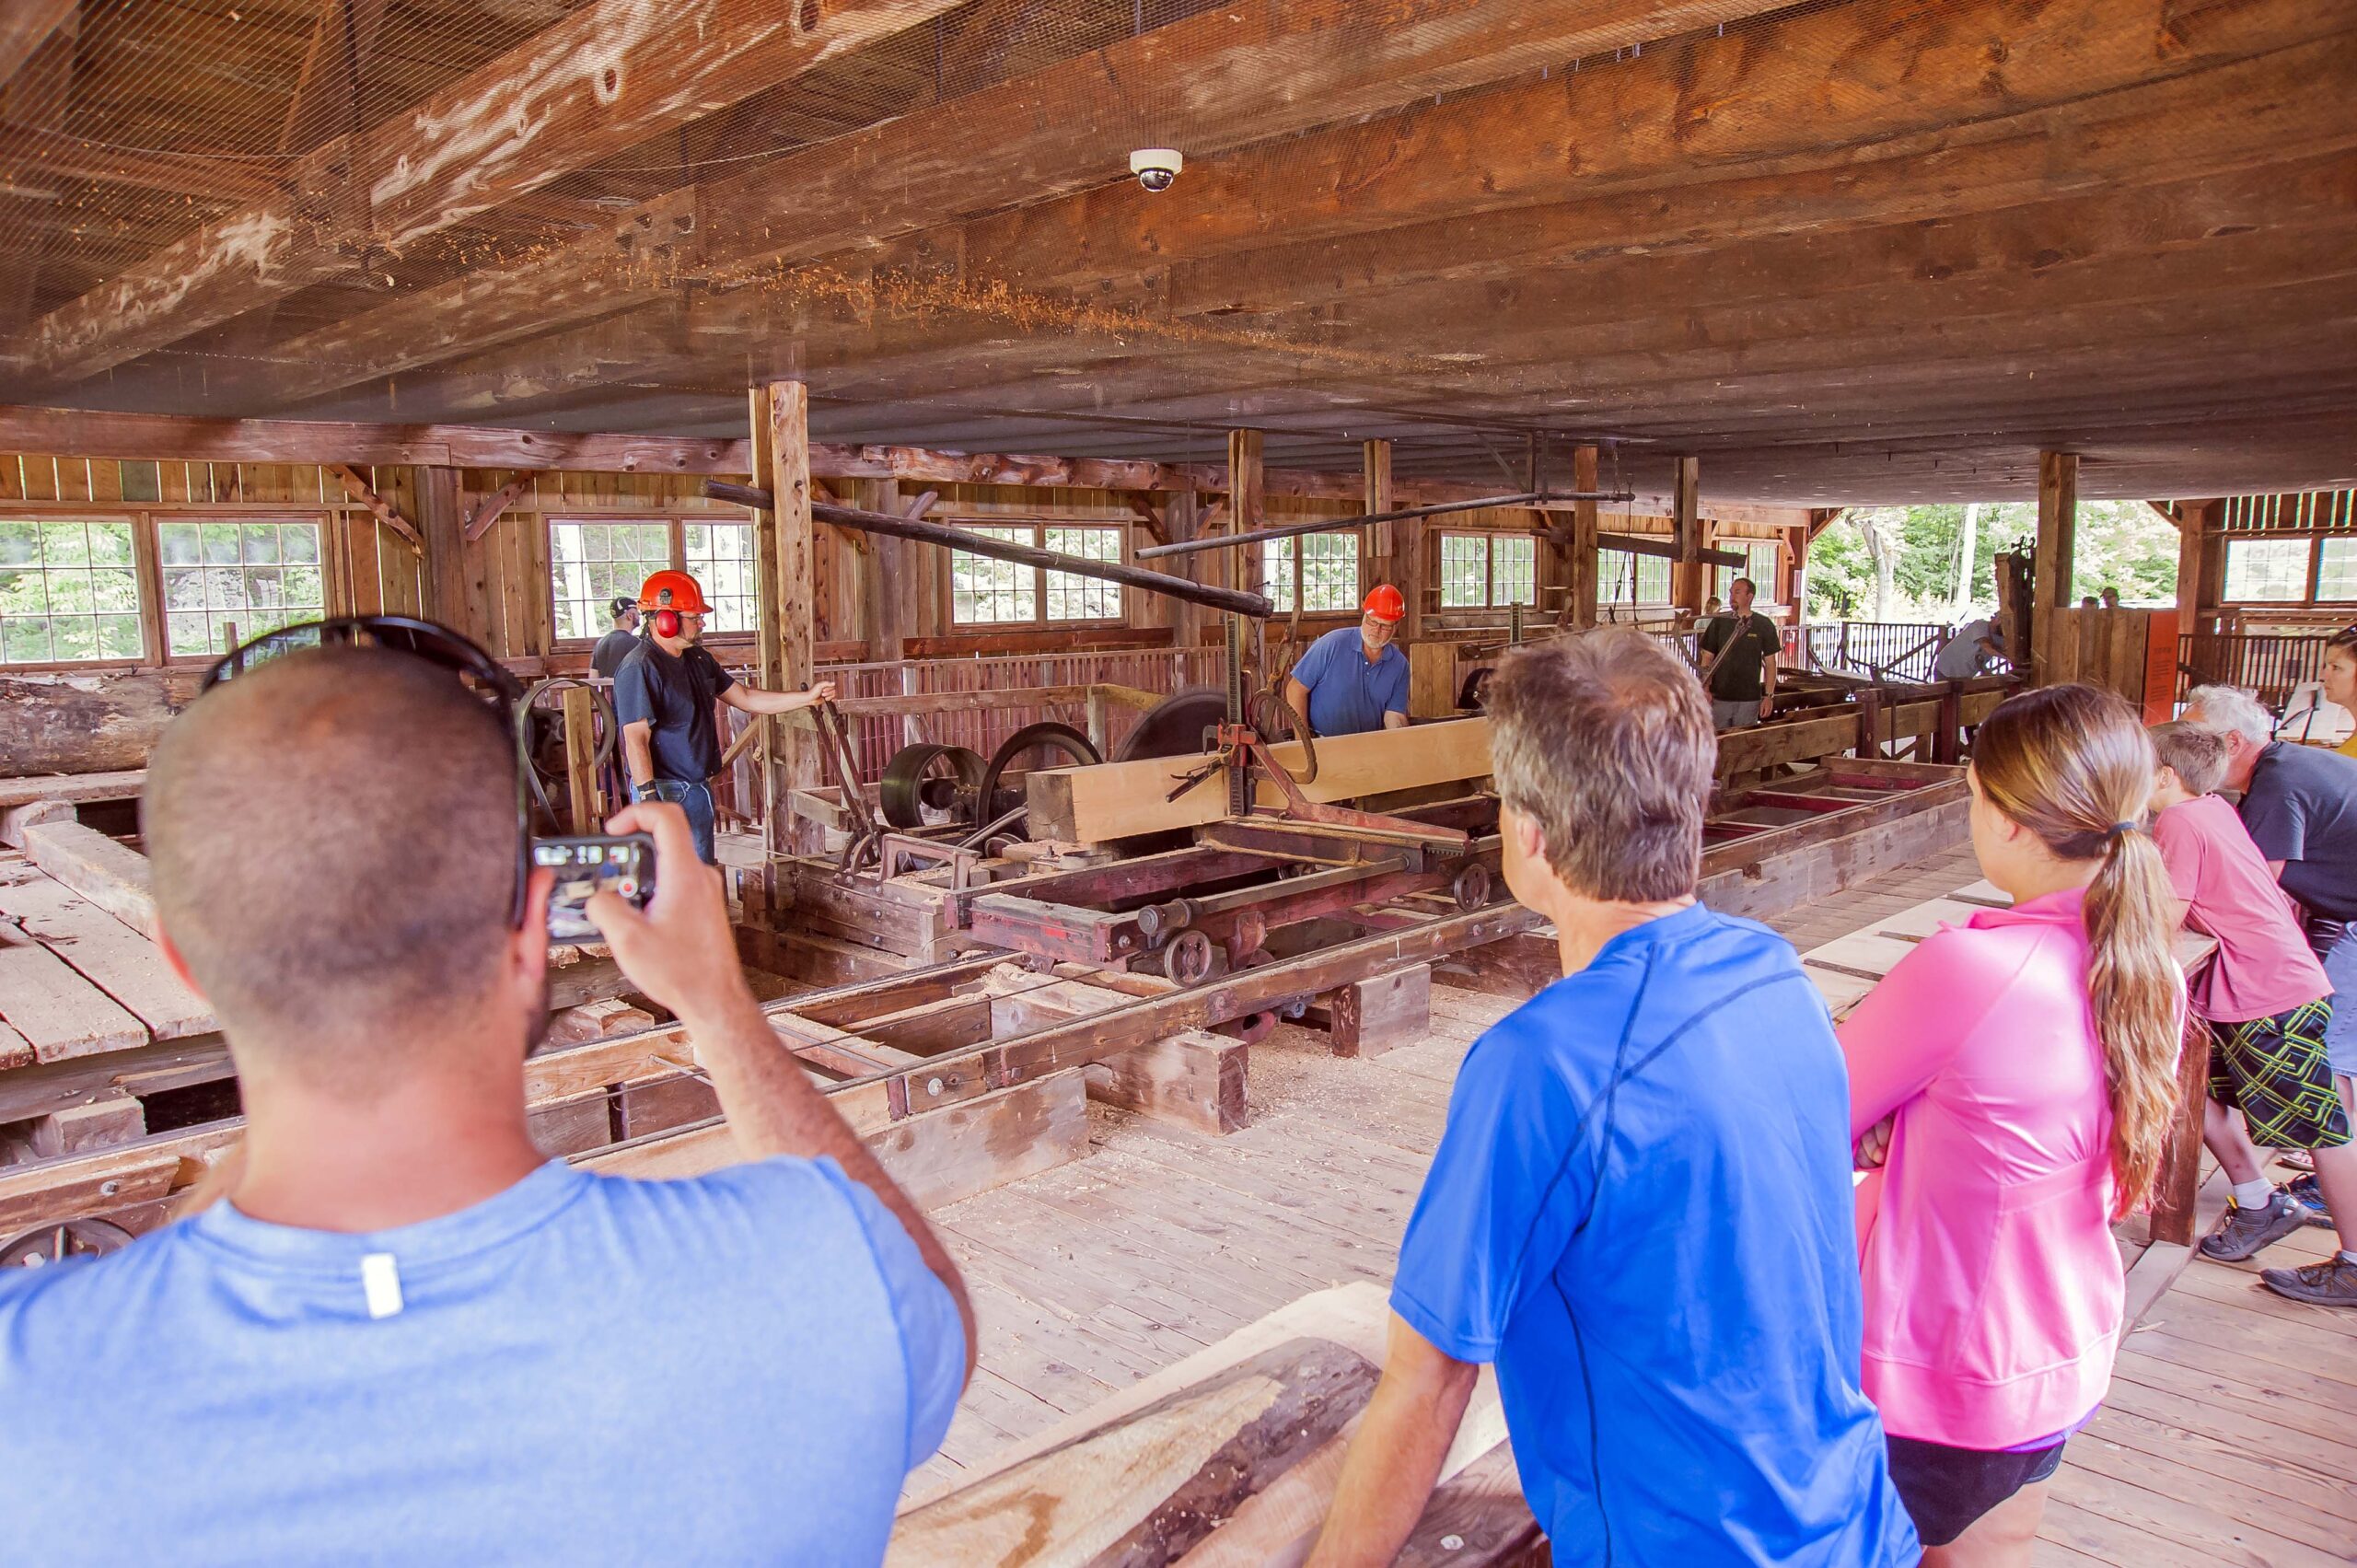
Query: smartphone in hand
534 833 656 946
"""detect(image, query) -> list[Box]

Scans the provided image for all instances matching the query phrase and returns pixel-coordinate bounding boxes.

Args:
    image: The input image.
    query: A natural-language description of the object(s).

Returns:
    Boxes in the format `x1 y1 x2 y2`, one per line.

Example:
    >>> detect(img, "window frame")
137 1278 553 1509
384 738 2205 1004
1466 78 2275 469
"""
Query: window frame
1260 529 1363 615
546 513 761 647
2220 536 2320 607
942 517 1129 630
1712 540 1783 607
0 505 346 674
1596 545 1673 607
1433 529 1539 610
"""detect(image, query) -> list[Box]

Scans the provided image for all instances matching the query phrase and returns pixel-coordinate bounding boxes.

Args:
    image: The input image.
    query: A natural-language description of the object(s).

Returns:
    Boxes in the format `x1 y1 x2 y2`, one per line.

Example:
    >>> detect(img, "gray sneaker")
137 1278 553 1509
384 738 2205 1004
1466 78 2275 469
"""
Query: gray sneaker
2259 1254 2357 1308
2199 1192 2308 1261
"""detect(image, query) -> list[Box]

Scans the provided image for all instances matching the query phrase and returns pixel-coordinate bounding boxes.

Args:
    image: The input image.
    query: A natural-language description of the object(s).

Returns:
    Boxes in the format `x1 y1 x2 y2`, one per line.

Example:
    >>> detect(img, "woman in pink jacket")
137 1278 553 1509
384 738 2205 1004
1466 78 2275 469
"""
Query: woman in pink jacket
1840 684 2182 1565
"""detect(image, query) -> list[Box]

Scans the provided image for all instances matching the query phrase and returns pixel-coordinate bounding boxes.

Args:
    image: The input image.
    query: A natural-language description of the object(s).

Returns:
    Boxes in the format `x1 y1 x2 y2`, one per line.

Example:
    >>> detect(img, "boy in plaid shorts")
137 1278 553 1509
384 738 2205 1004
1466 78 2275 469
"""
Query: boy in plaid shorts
2150 724 2357 1306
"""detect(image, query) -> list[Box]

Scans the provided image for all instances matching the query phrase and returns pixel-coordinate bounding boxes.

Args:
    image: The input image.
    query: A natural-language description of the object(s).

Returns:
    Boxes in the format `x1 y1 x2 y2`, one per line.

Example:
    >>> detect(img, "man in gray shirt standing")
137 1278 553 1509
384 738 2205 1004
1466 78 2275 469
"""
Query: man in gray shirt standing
590 596 640 679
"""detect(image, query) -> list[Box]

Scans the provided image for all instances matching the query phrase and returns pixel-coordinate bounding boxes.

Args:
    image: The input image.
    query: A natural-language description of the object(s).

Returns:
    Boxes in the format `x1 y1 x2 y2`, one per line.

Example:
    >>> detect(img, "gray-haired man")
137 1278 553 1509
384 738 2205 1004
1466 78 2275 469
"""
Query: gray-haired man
2183 682 2357 1306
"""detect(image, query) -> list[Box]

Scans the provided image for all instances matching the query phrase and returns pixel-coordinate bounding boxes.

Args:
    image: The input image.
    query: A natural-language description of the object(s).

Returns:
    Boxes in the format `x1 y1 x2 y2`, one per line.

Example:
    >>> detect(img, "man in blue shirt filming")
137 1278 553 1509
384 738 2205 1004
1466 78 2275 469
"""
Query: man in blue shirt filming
1307 628 1916 1568
0 637 970 1566
1283 583 1412 737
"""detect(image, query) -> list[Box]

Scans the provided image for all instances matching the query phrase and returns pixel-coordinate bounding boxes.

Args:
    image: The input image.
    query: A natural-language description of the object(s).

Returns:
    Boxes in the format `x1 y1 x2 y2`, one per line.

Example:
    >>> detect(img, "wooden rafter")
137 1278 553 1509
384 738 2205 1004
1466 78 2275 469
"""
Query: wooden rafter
324 462 424 554
3 0 973 385
0 0 76 99
197 0 1806 409
460 470 546 542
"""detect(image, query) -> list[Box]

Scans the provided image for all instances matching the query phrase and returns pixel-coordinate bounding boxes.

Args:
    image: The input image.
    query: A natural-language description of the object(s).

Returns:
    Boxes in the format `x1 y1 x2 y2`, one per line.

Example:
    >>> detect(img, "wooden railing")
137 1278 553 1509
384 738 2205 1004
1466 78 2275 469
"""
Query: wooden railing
2176 631 2332 714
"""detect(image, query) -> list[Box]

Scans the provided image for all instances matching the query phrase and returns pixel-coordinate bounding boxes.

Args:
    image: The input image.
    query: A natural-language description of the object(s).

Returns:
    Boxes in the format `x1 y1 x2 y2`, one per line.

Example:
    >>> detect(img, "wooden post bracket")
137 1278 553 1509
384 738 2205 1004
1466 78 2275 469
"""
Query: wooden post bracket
461 469 547 542
325 462 424 554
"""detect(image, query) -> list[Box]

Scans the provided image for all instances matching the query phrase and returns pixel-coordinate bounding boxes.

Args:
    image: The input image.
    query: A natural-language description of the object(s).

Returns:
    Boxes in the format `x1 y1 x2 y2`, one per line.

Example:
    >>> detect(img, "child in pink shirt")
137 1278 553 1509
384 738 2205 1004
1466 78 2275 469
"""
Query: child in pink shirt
2148 723 2356 1283
1840 685 2185 1565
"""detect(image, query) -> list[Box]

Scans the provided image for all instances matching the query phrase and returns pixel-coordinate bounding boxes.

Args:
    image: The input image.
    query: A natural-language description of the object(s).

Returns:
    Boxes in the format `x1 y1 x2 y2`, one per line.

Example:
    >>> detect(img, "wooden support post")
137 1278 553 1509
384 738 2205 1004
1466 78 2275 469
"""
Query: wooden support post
988 970 1249 1134
2032 451 2079 685
1408 644 1457 719
1435 930 1560 1001
2148 1017 2212 1248
1567 444 1600 629
560 684 598 834
1364 436 1394 609
1671 456 1704 612
418 465 468 632
29 1089 145 1158
755 382 819 859
1228 428 1265 538
849 476 909 661
2173 498 2221 637
1167 491 1205 650
1311 964 1431 1060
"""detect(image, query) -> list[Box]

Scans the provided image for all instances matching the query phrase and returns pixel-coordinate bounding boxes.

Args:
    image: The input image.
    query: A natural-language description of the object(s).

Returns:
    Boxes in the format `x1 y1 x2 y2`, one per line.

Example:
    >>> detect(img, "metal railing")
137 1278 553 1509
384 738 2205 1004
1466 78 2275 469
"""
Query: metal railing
1799 621 1952 683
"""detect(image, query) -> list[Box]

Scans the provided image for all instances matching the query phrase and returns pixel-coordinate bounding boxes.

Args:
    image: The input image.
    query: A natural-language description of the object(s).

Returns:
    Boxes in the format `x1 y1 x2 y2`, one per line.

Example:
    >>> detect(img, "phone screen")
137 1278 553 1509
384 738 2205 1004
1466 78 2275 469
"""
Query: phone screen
534 833 656 946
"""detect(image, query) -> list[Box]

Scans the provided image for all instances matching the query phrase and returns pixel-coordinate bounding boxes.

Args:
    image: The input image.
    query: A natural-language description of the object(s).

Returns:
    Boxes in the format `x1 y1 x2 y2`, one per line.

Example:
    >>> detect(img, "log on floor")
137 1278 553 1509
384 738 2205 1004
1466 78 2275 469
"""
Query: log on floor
892 1282 1523 1563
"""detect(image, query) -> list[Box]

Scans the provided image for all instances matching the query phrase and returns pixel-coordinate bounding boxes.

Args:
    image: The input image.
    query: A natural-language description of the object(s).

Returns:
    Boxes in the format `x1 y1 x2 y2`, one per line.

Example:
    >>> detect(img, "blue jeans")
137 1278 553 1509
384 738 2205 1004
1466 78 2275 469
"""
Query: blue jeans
641 778 716 865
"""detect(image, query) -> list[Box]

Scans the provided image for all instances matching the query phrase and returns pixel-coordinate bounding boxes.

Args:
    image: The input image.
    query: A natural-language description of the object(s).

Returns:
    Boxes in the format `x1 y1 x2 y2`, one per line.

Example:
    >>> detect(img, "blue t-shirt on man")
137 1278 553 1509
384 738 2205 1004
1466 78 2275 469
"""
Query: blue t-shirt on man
0 1156 964 1566
1289 623 1408 736
1393 902 1918 1567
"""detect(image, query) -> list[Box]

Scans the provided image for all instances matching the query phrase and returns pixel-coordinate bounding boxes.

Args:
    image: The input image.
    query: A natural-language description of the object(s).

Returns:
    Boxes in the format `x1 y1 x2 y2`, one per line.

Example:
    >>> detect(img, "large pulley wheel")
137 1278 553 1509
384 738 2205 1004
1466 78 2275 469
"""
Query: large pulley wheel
1451 862 1495 912
877 743 988 829
977 723 1101 827
1161 929 1216 985
2 1217 134 1270
1115 687 1230 761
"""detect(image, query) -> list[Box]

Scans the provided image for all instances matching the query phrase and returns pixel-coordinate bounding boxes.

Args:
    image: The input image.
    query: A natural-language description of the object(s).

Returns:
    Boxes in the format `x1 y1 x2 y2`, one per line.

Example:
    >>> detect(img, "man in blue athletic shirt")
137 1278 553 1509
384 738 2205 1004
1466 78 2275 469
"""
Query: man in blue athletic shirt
1308 629 1917 1568
0 645 970 1566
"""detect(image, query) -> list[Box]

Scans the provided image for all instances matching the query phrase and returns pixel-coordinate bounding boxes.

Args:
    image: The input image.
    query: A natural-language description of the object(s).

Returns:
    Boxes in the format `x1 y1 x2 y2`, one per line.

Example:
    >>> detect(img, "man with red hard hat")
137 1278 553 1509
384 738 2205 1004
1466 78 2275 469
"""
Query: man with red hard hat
1283 584 1413 738
613 569 836 864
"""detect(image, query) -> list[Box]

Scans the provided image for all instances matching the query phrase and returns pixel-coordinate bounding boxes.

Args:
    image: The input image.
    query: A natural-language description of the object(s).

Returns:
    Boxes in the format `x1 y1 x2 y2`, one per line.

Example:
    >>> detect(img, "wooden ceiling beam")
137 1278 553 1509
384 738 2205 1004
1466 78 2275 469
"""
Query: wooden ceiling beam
251 0 2351 424
204 0 1803 409
1 0 970 385
0 0 77 99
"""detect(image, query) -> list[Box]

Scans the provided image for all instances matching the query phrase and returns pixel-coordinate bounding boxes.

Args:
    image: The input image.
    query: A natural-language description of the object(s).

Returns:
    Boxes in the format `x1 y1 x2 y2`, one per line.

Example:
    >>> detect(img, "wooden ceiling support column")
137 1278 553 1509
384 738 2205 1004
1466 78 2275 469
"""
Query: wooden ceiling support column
1362 438 1393 612
2174 497 2223 637
2032 451 2080 684
1671 456 1704 611
417 468 467 629
753 382 819 860
1565 445 1600 629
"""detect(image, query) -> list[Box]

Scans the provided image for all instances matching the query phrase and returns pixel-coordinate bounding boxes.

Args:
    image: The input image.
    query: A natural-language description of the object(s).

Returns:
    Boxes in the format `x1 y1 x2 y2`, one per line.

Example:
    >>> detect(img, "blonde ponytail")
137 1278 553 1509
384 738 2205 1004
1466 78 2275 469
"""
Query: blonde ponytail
1973 684 2185 1214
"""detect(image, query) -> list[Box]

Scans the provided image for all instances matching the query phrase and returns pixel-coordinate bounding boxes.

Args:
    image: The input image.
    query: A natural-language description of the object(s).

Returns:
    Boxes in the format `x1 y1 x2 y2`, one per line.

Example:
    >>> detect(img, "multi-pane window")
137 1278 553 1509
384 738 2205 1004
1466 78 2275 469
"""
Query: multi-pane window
158 519 326 657
683 521 757 633
2223 539 2310 602
2316 537 2356 601
1260 531 1360 613
0 518 141 664
1437 533 1538 609
550 520 672 641
1713 541 1781 604
948 522 1123 626
1598 548 1672 605
1045 527 1121 621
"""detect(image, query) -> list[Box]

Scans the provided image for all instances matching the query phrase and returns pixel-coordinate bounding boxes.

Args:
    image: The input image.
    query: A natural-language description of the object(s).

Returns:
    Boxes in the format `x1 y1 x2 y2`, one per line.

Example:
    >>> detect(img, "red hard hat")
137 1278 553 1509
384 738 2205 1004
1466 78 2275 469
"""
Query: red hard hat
637 569 712 616
1362 584 1407 623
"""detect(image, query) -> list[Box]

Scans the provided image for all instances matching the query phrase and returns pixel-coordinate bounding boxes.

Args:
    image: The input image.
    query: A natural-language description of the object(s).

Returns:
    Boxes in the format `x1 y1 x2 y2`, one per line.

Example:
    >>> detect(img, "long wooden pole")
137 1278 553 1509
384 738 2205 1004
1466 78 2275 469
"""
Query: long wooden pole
704 481 1274 618
1134 489 1633 559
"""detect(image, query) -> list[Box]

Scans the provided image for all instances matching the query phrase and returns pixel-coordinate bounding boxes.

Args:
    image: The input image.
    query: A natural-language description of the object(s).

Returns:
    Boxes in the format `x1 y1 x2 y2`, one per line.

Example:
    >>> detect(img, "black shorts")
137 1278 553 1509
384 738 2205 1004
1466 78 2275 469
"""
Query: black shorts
1886 1433 2067 1547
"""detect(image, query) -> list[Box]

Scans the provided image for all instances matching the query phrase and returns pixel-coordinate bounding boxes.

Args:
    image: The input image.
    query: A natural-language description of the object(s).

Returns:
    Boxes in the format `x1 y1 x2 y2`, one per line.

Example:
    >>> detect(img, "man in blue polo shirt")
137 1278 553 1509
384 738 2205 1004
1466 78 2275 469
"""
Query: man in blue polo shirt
1307 629 1917 1568
1283 584 1411 736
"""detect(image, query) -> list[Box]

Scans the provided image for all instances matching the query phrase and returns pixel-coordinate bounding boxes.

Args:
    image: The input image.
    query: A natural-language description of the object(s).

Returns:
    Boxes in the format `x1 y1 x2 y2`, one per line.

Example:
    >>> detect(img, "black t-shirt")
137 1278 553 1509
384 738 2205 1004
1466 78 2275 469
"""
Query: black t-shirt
1698 611 1781 701
612 639 737 784
2239 742 2357 923
590 628 642 679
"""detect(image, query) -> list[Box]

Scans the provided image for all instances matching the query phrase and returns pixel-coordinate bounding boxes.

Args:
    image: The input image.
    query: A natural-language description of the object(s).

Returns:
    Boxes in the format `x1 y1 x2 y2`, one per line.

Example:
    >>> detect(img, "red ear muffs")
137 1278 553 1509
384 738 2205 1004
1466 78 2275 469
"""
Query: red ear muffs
651 608 680 637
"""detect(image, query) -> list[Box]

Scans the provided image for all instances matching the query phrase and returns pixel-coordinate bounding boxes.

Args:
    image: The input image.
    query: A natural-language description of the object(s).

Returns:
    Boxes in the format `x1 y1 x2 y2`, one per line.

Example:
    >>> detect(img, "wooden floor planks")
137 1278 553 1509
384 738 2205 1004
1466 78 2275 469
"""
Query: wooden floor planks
901 841 2357 1562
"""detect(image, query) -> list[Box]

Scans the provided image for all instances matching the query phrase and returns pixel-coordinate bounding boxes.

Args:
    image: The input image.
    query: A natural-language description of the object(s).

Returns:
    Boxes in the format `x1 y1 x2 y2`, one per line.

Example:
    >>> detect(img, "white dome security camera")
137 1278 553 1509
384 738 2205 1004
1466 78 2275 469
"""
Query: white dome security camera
1129 147 1183 192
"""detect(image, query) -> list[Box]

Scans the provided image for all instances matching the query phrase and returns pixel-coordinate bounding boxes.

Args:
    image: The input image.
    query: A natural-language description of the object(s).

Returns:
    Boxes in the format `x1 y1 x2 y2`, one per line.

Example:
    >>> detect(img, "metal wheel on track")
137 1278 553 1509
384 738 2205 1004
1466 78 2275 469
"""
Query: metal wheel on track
977 723 1101 830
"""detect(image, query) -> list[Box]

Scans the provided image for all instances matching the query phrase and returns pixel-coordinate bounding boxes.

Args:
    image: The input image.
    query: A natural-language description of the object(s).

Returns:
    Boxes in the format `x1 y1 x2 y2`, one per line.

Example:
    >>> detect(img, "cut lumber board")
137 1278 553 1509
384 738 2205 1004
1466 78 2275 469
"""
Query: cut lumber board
888 1339 1379 1566
1026 718 1492 843
578 1068 1093 1212
0 871 212 1039
0 769 145 811
22 821 156 935
894 1282 1517 1561
0 798 71 850
0 922 145 1062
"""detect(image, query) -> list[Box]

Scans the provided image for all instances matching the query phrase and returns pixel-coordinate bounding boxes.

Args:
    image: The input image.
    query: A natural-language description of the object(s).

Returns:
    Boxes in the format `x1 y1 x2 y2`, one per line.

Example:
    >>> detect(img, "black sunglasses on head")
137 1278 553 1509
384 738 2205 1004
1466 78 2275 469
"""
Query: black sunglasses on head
202 616 535 928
